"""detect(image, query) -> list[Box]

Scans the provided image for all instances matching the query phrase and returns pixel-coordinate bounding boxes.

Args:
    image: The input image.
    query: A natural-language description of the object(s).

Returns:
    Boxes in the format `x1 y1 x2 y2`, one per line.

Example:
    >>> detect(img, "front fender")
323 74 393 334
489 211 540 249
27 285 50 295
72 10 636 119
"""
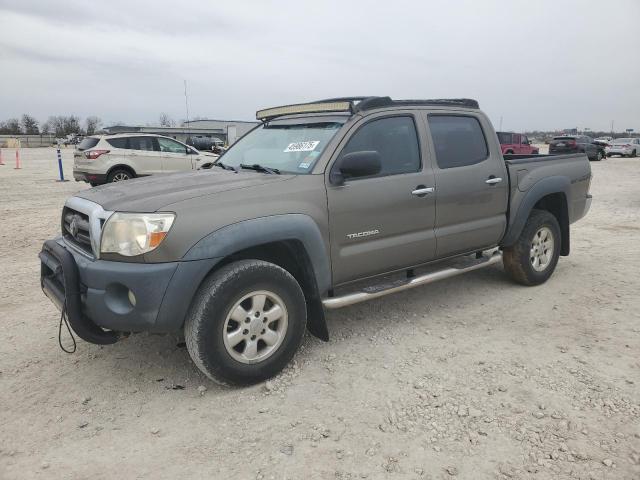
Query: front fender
184 214 331 296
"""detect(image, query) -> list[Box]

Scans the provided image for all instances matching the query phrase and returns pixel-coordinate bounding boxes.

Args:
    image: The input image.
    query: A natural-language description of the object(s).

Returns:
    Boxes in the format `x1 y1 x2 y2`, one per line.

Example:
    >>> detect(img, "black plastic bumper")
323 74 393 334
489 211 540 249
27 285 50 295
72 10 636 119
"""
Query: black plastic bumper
39 240 119 345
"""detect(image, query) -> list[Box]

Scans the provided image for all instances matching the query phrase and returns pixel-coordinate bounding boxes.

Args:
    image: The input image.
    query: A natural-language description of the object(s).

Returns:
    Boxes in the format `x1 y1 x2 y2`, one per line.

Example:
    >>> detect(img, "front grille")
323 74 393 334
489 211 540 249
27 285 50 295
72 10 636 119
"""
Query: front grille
62 207 93 256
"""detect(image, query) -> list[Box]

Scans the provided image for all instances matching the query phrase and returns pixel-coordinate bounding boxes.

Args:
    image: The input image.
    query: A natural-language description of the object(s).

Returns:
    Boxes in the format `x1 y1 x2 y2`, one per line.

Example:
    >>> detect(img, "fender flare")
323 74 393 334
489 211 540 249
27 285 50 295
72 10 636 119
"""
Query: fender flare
184 214 332 340
501 176 570 248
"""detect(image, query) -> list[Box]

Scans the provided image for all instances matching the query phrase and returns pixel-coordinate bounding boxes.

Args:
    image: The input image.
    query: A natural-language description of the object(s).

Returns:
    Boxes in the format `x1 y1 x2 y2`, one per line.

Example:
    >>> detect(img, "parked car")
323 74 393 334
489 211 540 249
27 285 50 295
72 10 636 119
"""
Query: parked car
188 136 226 152
606 138 640 157
73 134 218 185
40 96 592 385
594 136 613 147
496 132 539 155
549 135 605 161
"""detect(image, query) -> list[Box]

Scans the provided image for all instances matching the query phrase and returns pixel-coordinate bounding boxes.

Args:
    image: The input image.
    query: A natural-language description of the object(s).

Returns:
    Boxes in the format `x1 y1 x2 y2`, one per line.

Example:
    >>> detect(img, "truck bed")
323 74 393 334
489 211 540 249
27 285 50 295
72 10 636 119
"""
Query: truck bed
501 152 592 248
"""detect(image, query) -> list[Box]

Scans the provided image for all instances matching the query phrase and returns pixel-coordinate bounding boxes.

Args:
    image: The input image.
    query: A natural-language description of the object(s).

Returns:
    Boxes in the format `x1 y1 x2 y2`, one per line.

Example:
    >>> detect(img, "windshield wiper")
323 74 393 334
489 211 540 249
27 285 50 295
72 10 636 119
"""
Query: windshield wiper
212 161 237 172
240 163 281 175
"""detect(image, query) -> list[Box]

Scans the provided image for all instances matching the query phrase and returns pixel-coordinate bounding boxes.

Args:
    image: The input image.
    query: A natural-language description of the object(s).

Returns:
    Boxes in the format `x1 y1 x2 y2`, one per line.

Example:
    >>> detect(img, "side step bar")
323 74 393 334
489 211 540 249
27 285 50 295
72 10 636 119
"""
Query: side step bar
322 251 502 310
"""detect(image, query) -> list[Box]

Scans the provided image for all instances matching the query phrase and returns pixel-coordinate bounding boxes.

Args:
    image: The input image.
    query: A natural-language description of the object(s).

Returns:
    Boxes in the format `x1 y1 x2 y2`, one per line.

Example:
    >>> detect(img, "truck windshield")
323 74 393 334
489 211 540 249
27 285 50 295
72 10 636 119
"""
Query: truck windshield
220 121 344 174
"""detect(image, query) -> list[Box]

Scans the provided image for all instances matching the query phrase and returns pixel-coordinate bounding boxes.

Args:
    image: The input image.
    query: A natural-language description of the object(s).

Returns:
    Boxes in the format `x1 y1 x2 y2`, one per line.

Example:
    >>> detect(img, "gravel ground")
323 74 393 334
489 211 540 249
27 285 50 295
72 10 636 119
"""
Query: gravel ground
0 147 639 480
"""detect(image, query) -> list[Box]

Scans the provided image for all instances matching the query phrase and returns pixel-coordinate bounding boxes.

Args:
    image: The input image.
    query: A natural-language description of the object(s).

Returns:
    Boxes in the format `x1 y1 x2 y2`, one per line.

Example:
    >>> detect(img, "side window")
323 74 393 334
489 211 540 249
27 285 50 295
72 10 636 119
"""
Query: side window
513 134 521 144
522 135 529 144
157 137 188 154
128 136 156 151
106 137 127 149
340 116 420 177
428 115 489 169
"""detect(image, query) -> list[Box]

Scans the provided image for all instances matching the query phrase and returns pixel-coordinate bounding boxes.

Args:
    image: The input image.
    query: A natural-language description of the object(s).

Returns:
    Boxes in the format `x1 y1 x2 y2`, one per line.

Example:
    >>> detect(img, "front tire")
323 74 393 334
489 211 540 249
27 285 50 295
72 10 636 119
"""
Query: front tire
503 209 561 286
595 151 604 161
184 260 307 386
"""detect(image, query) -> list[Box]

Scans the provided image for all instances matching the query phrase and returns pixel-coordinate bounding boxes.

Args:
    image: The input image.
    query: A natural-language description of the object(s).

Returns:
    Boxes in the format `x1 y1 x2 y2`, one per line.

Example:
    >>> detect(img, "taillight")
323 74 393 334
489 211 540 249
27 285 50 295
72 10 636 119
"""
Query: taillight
85 149 110 160
567 140 576 147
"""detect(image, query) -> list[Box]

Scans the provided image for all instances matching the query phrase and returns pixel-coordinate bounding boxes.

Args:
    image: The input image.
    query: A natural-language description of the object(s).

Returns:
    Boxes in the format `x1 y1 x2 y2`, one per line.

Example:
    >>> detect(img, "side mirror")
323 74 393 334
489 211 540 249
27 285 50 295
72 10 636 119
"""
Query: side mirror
188 147 198 154
330 151 382 185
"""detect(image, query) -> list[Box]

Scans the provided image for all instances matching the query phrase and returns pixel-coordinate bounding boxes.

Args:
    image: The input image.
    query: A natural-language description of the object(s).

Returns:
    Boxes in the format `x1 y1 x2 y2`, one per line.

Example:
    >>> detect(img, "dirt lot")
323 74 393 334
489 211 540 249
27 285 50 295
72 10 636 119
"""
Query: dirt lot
0 147 638 480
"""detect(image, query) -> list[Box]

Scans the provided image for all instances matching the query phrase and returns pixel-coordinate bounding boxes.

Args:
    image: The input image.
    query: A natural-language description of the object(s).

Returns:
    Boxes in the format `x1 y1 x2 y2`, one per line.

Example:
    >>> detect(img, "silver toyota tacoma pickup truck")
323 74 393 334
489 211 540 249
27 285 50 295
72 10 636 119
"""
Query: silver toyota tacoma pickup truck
39 97 592 385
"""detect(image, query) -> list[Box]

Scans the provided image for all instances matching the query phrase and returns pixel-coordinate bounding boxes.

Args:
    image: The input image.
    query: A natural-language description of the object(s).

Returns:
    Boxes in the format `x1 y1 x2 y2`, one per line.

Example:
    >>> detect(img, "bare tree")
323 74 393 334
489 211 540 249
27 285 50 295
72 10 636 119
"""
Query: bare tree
3 118 21 135
159 113 175 127
41 119 51 135
85 116 102 135
21 114 39 134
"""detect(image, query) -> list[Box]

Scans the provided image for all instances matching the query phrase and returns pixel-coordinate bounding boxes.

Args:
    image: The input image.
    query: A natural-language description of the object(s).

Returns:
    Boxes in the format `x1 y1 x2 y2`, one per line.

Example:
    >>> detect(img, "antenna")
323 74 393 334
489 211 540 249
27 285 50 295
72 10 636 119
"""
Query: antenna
184 80 191 144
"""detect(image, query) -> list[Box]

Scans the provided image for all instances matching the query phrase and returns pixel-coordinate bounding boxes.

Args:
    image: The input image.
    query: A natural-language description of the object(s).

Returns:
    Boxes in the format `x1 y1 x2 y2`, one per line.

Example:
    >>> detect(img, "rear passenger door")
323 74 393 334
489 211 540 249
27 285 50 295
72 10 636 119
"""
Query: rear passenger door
512 134 522 154
127 136 162 175
156 137 194 172
424 113 509 258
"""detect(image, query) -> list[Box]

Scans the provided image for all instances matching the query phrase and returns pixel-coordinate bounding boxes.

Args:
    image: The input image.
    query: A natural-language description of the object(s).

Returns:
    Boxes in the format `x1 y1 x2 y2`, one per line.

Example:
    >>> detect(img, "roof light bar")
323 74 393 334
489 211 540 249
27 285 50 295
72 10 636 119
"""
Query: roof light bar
256 101 352 121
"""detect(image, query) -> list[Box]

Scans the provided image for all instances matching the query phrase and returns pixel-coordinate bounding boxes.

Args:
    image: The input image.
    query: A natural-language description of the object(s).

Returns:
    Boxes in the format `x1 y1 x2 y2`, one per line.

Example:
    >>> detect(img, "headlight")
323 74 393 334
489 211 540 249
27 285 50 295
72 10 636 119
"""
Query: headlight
100 213 175 256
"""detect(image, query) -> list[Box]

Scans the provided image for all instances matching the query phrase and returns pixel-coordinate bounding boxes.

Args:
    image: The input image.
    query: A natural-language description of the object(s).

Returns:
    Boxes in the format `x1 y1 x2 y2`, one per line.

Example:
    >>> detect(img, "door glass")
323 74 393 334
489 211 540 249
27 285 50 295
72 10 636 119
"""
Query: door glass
428 115 488 169
128 136 156 151
157 137 188 154
340 116 420 178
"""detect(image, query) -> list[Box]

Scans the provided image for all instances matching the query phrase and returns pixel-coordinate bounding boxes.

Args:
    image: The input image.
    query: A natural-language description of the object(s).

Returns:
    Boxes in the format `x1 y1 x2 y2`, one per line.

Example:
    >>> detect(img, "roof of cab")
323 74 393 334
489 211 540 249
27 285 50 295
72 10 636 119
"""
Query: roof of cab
256 96 480 121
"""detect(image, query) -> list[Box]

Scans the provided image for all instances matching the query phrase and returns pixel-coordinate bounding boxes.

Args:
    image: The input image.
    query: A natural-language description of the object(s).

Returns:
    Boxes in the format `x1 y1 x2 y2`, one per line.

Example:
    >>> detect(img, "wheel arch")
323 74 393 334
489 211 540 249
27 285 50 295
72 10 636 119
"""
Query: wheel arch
183 214 331 341
501 177 570 256
106 164 136 179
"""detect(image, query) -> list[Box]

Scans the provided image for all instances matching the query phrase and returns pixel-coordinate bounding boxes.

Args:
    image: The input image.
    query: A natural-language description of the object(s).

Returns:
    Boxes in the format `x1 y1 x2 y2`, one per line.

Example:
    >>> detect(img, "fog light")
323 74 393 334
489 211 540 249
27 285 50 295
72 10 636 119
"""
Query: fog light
128 289 137 307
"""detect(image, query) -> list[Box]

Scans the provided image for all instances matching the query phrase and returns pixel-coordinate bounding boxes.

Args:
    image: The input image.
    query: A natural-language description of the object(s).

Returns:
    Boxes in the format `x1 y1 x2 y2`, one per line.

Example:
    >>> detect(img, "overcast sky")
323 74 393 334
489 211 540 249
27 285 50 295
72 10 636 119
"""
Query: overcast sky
1 0 638 132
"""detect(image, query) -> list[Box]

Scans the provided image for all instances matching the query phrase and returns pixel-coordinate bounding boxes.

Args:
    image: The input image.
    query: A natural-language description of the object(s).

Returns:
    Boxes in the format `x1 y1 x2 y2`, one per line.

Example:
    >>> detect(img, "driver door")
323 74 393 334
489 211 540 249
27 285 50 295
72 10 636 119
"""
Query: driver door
326 113 437 285
156 137 195 172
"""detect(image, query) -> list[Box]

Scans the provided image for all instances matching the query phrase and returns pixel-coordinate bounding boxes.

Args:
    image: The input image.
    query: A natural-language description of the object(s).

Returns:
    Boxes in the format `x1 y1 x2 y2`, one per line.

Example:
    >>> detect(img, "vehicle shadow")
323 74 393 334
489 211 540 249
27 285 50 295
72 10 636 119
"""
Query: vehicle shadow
39 264 513 393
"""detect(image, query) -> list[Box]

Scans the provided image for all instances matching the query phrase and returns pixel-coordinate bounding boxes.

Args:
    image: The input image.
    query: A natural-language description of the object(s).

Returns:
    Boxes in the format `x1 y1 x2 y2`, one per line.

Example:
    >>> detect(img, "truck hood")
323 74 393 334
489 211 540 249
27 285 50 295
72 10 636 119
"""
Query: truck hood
76 169 293 212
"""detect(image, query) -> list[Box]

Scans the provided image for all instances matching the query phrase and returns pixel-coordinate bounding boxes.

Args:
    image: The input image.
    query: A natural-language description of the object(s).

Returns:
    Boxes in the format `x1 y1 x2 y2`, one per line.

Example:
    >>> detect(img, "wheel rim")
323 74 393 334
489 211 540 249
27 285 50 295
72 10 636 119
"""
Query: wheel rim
222 290 288 364
530 226 554 272
112 172 130 182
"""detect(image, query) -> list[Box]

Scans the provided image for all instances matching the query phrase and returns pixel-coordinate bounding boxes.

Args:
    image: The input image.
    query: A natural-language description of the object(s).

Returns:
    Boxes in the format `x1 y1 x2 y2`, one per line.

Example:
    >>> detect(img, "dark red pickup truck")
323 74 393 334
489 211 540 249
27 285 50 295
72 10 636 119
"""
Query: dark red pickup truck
497 132 539 155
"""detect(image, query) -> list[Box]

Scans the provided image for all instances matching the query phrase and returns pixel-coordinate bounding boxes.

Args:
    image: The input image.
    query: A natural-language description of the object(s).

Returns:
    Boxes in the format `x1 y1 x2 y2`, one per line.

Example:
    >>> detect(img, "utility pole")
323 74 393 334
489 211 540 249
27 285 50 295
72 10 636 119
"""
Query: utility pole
184 80 191 144
610 120 614 137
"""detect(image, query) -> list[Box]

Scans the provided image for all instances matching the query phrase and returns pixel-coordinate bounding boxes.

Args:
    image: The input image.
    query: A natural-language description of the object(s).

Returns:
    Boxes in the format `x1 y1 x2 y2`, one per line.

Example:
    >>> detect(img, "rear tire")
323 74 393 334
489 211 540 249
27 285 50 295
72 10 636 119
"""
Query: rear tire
107 168 134 183
595 151 604 161
503 209 561 286
632 150 637 158
184 260 307 386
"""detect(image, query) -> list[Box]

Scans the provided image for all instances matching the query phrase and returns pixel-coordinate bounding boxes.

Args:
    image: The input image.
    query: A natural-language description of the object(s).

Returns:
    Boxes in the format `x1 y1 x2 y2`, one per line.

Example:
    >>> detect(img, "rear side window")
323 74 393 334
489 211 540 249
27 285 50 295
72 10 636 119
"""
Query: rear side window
77 137 99 151
128 136 156 151
106 138 128 149
428 115 489 169
497 132 512 144
341 116 421 177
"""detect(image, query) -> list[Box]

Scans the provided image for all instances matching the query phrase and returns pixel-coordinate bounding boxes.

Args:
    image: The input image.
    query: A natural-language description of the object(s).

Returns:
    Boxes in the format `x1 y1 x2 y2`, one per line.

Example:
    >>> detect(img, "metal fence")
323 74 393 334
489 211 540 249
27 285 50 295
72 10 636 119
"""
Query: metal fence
0 134 57 148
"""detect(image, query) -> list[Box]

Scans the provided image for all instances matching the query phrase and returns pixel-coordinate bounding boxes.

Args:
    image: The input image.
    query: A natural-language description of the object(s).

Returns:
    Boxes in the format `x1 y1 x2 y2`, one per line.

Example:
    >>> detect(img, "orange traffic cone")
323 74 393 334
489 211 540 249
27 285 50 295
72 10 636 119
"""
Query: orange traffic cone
0 149 5 165
14 149 21 169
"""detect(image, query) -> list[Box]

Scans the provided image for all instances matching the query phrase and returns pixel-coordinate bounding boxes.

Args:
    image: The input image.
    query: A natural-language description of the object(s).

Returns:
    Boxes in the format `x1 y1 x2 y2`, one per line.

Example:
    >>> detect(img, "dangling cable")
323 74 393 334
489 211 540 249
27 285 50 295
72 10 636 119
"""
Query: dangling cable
58 303 77 354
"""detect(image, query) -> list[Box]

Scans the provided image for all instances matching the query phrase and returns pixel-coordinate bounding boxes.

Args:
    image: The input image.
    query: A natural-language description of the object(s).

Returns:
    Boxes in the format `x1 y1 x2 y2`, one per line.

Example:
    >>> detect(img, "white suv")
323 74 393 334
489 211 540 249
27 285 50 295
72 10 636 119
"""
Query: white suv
73 134 218 185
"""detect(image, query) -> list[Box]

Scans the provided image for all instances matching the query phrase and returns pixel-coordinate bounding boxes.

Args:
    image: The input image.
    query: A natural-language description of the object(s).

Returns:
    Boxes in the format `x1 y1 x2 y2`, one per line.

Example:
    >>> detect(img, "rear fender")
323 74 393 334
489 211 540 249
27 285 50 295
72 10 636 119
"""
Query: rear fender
502 176 570 253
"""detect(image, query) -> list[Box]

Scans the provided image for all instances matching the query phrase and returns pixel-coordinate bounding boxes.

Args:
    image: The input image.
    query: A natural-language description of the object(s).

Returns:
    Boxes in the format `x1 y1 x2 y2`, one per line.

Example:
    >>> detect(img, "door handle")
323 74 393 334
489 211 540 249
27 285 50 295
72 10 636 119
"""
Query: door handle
411 186 435 196
485 177 503 185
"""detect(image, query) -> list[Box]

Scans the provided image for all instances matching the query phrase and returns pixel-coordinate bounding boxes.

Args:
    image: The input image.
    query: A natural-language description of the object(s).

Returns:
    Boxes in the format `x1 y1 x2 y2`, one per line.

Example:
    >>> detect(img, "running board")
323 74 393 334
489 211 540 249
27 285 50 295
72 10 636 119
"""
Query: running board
322 251 502 310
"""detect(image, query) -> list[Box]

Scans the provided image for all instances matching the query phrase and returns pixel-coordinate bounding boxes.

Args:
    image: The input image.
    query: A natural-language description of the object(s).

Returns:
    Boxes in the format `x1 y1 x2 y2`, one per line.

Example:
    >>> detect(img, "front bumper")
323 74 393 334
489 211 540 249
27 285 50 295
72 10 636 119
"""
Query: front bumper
73 170 107 184
39 237 220 343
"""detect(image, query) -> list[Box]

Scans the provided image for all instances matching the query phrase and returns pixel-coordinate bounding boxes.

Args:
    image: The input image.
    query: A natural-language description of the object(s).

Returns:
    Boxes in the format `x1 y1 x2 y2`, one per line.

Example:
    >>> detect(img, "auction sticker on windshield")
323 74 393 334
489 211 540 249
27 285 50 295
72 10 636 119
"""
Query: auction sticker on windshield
284 141 320 152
